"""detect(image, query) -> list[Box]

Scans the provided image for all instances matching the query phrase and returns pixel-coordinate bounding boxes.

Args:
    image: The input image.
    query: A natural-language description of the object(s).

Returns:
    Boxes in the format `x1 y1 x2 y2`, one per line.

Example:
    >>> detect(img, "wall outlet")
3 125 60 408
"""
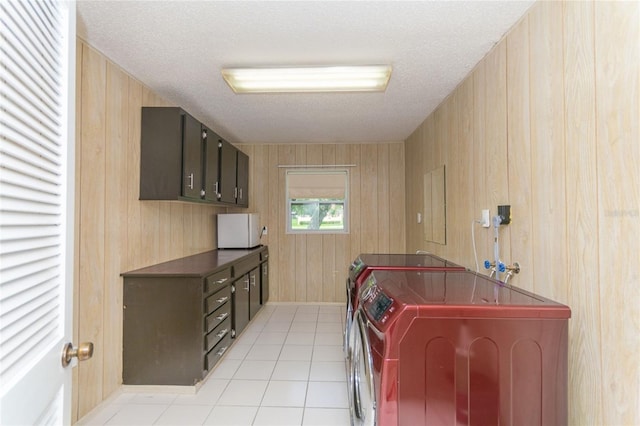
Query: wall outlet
417 212 422 224
481 209 490 228
262 226 268 235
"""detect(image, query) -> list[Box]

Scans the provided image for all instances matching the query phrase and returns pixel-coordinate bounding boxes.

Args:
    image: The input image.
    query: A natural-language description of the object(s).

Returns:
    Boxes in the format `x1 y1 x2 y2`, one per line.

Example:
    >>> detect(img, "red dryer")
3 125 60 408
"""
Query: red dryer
351 269 571 426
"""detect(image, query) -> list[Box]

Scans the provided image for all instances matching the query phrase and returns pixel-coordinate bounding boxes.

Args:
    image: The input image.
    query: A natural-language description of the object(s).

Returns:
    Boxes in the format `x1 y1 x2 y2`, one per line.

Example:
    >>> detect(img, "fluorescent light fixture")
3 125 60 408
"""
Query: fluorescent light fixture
221 65 392 93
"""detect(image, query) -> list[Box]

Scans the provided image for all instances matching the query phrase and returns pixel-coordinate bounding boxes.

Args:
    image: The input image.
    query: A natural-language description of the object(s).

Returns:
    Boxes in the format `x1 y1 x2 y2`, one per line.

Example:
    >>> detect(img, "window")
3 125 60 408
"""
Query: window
286 170 348 234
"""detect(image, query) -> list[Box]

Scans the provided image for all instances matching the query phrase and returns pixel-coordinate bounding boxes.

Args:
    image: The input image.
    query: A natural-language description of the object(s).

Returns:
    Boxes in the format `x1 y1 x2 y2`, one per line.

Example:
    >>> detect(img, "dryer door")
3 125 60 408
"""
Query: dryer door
352 309 376 426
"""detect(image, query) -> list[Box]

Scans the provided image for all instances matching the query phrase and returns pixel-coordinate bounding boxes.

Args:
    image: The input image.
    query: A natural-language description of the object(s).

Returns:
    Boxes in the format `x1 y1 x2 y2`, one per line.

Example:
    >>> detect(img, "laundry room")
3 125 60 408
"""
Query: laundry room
0 1 637 425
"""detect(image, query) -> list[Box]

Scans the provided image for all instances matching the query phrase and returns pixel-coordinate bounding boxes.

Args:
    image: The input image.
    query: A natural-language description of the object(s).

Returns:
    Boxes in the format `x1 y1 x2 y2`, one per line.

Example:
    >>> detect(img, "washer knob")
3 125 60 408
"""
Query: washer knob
361 285 375 301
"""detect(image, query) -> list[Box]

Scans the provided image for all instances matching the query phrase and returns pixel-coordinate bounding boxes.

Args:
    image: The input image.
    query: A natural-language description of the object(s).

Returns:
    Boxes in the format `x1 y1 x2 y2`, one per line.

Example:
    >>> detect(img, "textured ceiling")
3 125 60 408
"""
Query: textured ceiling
77 1 533 144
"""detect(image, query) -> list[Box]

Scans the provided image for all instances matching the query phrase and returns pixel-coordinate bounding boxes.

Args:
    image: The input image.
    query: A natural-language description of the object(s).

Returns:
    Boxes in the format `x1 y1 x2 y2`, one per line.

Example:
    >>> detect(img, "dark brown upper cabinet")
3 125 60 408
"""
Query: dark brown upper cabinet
203 125 221 202
236 150 249 207
219 139 249 206
140 107 248 207
218 138 237 204
140 107 204 201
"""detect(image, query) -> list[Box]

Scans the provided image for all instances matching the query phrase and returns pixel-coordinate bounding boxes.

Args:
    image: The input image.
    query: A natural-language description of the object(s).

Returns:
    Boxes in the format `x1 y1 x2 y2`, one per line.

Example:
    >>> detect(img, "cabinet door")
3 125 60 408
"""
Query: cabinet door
140 107 184 200
261 261 269 304
123 277 204 385
232 275 250 337
236 150 249 207
203 126 220 202
219 139 237 203
249 267 260 319
140 107 204 200
181 112 204 199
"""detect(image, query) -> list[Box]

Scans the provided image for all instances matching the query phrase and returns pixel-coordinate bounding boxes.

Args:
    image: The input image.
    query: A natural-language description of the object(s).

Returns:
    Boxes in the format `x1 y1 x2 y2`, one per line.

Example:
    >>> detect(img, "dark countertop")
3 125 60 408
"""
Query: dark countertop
121 246 267 278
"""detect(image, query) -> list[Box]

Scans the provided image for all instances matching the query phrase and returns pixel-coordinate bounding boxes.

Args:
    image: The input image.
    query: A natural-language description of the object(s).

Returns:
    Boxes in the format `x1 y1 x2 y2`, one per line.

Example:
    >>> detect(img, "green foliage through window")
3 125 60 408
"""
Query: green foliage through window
290 199 344 230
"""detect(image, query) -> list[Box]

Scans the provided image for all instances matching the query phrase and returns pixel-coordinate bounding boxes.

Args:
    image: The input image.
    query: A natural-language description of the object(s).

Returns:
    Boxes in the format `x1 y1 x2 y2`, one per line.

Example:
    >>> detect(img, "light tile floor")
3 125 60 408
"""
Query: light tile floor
77 304 350 426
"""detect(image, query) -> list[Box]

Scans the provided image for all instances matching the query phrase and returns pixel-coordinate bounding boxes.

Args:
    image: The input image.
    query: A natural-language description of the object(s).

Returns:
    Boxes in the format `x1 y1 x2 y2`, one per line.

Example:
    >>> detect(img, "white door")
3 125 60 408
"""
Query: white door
0 1 78 424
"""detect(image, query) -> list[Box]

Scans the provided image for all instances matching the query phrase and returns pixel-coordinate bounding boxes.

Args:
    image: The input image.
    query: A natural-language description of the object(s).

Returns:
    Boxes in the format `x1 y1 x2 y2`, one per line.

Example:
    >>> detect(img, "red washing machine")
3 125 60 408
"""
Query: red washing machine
351 269 571 426
344 254 465 423
345 254 465 355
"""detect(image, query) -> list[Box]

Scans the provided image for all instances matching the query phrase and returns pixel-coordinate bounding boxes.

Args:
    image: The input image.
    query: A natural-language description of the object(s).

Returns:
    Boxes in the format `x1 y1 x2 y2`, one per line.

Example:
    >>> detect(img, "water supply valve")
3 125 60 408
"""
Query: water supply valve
484 260 506 273
505 262 520 274
503 262 521 284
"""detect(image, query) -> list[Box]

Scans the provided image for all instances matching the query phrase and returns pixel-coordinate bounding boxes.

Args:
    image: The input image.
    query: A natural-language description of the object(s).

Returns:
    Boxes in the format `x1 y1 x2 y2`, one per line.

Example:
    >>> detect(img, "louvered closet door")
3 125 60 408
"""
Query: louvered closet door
0 1 76 424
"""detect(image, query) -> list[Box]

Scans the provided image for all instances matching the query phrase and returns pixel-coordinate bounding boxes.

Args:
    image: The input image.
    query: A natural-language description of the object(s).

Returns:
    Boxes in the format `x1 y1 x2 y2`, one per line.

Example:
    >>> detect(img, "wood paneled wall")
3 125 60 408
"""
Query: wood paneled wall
74 40 226 421
233 143 406 303
405 2 639 424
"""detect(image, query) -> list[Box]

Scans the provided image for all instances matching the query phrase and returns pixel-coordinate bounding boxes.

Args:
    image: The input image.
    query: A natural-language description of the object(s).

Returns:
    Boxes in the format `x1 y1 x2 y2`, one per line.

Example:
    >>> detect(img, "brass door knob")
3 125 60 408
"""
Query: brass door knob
61 342 94 367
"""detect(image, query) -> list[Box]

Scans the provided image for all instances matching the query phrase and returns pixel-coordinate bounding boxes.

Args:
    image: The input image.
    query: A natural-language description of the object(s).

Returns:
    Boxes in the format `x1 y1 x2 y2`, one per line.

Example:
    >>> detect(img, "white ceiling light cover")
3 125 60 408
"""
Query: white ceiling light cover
221 65 392 93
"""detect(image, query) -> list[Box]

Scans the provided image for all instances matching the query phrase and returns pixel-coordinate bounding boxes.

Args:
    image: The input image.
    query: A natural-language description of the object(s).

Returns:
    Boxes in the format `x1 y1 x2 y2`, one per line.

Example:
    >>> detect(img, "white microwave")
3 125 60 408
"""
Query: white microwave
217 213 261 249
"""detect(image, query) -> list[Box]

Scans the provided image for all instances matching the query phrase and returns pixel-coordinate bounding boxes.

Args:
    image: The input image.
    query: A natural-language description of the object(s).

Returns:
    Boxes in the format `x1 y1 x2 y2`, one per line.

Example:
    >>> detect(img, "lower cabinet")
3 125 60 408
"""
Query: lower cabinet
232 273 250 337
260 248 269 305
261 258 269 305
121 246 268 386
122 266 231 386
249 267 261 320
231 253 261 337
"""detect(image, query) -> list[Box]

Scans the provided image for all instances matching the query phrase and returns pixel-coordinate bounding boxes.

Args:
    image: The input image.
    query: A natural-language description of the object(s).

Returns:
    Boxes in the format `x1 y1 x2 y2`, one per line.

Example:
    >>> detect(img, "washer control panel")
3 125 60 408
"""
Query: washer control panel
367 290 393 322
363 283 397 326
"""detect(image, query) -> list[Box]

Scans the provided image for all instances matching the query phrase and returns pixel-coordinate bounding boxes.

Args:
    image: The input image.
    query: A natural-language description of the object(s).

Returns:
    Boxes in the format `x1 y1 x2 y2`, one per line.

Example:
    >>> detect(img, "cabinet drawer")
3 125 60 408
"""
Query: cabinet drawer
234 254 260 277
205 286 231 314
205 268 231 294
206 334 232 370
205 305 231 333
205 317 231 352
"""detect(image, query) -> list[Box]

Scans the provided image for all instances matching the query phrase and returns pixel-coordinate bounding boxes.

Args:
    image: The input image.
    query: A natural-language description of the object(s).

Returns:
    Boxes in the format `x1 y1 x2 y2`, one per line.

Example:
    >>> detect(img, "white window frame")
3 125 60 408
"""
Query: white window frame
285 169 349 234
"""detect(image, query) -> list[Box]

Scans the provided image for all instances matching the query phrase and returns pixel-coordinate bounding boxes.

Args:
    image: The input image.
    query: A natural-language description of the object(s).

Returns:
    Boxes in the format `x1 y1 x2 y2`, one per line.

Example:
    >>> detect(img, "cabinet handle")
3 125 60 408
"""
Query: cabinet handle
263 265 268 275
250 275 256 287
187 173 194 189
216 312 229 321
244 278 249 291
216 296 229 304
215 277 228 284
239 188 243 200
214 182 219 197
234 187 238 198
216 329 229 339
216 346 228 357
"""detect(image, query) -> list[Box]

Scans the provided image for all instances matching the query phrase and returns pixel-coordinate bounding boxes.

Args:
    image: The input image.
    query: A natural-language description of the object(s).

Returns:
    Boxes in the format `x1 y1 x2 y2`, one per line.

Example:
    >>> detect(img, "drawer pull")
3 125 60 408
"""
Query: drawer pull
216 329 229 339
215 277 228 284
216 296 229 304
215 312 229 321
216 346 228 357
